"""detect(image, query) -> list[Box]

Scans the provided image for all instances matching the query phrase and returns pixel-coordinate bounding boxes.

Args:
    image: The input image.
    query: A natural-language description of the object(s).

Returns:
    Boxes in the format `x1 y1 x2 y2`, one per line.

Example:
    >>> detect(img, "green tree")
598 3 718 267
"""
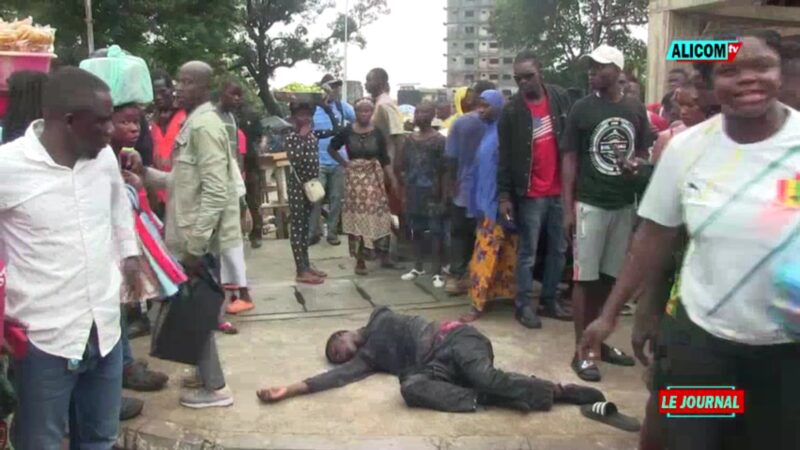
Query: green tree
233 0 388 115
492 0 648 90
1 0 240 73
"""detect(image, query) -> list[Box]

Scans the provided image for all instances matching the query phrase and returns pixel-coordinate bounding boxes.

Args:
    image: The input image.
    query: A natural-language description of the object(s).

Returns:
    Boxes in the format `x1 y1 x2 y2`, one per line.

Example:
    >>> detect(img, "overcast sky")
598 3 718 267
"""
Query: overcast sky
273 0 648 91
274 0 448 90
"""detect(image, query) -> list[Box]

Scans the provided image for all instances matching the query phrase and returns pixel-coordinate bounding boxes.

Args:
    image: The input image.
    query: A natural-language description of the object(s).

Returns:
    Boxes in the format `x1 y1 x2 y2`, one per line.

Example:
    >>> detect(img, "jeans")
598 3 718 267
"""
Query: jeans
13 328 122 450
309 165 344 240
121 307 134 368
400 326 555 413
448 204 477 278
515 196 567 310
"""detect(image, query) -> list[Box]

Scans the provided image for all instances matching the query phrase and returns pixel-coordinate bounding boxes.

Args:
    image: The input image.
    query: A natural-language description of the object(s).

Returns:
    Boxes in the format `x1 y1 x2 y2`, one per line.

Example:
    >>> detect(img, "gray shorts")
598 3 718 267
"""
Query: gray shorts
573 202 634 281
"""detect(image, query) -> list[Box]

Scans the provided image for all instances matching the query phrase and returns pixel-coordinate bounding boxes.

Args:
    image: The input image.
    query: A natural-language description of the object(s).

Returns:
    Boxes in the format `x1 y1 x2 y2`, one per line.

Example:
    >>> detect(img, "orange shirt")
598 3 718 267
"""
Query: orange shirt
150 110 186 203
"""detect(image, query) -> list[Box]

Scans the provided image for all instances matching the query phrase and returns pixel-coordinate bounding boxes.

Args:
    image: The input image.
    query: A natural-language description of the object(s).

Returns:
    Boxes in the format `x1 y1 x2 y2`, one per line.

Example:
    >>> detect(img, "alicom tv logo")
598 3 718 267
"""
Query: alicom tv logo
666 40 743 63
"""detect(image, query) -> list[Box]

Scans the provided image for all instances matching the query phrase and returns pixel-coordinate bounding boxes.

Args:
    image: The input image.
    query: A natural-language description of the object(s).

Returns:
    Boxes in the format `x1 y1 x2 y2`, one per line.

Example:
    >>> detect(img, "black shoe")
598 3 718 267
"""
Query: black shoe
557 383 606 405
327 235 341 246
571 355 601 382
127 318 151 340
250 238 263 249
120 397 143 421
309 236 321 246
515 306 542 329
540 302 573 321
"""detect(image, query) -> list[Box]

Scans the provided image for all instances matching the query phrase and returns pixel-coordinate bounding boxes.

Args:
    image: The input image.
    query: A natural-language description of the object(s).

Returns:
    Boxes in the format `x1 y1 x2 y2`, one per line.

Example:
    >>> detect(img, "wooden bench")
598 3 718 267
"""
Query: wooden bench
258 152 291 239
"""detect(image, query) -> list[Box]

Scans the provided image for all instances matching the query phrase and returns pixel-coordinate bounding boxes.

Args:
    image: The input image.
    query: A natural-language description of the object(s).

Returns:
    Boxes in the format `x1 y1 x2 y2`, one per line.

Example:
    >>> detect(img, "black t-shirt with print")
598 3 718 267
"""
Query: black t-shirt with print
563 94 654 209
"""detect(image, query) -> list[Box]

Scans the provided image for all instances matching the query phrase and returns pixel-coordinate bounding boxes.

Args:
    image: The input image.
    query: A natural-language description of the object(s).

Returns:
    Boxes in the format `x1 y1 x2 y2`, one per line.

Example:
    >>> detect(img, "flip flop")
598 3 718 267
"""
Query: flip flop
571 356 601 382
580 402 641 432
601 344 636 367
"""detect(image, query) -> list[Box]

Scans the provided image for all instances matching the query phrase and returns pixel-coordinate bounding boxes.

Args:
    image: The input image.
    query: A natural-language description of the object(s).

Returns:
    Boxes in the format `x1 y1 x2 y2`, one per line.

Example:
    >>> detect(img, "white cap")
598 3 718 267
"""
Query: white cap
583 44 625 71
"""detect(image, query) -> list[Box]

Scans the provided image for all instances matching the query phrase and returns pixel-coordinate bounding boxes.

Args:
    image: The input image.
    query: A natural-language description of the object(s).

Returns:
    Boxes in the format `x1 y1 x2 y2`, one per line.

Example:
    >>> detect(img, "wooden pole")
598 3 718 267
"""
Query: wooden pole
84 0 95 54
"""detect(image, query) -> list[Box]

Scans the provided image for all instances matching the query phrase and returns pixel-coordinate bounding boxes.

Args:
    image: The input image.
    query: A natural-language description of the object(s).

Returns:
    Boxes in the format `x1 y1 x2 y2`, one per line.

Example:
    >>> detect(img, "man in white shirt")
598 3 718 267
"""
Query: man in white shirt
579 31 800 449
0 67 141 449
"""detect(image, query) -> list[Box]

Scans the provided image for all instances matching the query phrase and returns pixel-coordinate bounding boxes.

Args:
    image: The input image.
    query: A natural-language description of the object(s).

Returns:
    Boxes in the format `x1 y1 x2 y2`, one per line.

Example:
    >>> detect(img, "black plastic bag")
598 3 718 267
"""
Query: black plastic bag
151 259 224 365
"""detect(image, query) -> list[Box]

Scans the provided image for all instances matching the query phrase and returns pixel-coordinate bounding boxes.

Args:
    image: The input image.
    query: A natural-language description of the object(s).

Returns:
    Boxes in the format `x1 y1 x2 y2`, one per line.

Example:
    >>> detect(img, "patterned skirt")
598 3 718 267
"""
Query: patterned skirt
468 219 518 312
342 159 393 256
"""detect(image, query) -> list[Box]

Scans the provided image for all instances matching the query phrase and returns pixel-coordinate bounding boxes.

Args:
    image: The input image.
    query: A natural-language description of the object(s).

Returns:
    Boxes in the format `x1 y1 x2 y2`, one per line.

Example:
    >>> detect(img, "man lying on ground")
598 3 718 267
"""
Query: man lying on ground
257 306 605 413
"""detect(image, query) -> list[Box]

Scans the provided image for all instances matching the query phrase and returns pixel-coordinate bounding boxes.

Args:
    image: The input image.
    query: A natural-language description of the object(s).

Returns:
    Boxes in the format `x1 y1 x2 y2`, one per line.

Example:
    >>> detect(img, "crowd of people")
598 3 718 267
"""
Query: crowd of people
0 25 798 450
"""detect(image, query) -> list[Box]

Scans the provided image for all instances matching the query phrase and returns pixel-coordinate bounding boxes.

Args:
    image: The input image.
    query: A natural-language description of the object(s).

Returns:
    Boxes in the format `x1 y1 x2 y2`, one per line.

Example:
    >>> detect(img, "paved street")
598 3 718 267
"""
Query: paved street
121 240 647 450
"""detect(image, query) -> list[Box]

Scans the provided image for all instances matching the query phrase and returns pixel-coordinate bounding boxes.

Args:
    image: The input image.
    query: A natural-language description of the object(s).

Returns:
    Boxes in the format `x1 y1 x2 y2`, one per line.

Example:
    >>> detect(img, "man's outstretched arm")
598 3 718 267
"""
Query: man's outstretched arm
258 356 374 403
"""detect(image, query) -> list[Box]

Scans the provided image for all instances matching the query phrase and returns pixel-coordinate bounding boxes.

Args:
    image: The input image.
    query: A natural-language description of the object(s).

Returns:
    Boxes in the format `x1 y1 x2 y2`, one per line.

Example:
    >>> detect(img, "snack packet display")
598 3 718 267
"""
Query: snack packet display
0 17 55 53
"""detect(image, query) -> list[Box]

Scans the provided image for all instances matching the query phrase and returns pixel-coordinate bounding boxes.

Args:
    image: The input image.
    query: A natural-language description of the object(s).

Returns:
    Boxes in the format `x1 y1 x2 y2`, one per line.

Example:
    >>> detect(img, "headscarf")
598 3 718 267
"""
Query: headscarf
443 86 470 129
469 90 505 222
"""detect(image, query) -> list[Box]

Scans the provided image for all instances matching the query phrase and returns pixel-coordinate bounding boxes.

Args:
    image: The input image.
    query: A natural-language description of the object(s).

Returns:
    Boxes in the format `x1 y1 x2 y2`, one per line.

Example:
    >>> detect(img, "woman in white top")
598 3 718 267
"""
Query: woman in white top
580 30 800 450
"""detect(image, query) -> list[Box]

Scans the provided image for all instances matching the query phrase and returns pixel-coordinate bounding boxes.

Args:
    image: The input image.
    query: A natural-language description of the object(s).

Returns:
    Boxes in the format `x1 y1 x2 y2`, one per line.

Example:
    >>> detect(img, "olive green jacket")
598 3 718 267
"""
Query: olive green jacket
147 102 242 258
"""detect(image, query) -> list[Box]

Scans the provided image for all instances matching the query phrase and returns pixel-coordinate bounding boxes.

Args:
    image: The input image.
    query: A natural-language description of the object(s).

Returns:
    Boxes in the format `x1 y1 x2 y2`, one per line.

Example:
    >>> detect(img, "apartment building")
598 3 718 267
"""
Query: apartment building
445 0 517 95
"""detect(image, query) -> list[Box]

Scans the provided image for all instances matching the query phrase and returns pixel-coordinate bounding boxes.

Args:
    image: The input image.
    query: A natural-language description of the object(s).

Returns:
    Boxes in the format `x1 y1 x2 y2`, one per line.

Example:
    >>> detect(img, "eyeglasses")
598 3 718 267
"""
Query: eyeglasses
513 73 536 83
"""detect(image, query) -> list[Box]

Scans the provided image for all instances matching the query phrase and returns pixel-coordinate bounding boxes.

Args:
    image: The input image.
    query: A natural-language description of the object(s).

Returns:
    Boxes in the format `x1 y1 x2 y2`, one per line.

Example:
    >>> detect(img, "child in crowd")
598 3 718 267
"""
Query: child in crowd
399 101 447 288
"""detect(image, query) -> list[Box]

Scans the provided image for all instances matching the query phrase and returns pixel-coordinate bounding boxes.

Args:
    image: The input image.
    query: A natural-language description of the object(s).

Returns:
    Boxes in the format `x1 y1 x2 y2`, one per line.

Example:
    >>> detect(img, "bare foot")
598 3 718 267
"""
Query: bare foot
459 308 483 323
310 267 328 278
296 272 324 285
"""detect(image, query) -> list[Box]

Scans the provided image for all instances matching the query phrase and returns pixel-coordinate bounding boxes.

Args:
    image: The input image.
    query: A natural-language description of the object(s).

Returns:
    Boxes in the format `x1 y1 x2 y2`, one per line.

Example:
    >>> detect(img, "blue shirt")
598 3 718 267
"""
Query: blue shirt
445 112 487 210
314 101 355 167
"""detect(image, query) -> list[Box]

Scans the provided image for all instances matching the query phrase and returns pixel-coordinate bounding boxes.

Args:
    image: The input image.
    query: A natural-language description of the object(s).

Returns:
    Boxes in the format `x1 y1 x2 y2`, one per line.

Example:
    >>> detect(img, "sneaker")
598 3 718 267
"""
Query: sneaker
120 396 144 421
401 269 425 281
226 299 255 315
432 275 445 289
123 361 168 392
180 386 234 409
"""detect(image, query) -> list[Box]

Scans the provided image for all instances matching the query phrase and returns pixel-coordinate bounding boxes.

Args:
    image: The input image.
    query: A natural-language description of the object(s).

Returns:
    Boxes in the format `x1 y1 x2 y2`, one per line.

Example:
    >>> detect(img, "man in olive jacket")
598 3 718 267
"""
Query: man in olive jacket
145 61 238 409
497 51 574 329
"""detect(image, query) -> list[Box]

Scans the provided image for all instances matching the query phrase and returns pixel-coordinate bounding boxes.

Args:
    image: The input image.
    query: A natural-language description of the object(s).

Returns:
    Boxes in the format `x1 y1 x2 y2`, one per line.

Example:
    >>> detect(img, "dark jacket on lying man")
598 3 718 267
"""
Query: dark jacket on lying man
258 306 605 413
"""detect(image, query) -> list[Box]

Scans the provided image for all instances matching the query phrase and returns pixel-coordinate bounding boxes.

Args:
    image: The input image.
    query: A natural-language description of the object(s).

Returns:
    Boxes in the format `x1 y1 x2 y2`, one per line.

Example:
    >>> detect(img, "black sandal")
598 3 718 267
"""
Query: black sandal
580 402 641 432
601 344 635 367
571 355 601 382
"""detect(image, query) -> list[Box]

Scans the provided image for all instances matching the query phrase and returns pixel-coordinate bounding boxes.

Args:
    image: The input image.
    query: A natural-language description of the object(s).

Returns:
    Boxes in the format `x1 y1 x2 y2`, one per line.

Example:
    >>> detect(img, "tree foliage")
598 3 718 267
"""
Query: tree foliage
233 0 388 115
1 0 240 74
492 0 648 90
1 0 389 115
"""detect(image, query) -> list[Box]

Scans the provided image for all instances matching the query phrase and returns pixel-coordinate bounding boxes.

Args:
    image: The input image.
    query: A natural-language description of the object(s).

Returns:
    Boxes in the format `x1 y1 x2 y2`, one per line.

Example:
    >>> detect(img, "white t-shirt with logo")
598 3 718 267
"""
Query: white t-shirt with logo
639 106 800 345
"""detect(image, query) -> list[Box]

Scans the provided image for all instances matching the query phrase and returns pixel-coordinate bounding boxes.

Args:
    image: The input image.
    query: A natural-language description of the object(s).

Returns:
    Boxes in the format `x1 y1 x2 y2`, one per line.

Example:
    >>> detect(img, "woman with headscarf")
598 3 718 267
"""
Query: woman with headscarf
460 90 518 323
442 86 471 130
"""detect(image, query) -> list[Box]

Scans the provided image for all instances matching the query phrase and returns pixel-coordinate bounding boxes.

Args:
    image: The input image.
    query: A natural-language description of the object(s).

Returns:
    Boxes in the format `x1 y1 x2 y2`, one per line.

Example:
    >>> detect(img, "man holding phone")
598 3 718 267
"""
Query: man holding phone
497 51 575 330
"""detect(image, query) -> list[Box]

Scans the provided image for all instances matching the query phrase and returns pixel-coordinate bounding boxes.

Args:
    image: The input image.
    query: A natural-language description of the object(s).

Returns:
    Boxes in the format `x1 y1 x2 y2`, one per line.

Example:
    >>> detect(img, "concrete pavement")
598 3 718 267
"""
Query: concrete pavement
120 239 648 450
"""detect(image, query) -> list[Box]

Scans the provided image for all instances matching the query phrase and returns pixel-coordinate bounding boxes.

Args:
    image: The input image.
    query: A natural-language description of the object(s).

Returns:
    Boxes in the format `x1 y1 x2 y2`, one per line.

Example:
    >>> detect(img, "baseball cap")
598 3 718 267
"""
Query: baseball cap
319 74 343 90
582 44 625 71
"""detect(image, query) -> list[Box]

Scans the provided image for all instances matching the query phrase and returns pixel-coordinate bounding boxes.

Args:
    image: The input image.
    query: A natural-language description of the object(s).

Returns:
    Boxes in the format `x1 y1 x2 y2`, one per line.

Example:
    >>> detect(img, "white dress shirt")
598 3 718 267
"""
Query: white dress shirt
0 121 139 360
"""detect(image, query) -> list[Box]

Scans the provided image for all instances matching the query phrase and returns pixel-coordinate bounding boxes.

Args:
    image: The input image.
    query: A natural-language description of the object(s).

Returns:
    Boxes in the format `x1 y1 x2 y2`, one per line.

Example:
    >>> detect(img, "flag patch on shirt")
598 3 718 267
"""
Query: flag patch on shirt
532 115 554 142
777 174 800 207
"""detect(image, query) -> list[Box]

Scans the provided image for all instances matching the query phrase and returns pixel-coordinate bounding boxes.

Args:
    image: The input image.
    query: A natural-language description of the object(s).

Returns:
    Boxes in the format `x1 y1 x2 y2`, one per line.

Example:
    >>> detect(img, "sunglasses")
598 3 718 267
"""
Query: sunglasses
513 73 537 83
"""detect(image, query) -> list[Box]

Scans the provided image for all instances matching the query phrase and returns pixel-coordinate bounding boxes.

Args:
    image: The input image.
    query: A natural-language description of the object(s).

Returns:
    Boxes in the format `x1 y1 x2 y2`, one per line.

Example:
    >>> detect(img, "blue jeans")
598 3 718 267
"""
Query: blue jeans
12 328 122 450
309 164 345 240
515 196 567 310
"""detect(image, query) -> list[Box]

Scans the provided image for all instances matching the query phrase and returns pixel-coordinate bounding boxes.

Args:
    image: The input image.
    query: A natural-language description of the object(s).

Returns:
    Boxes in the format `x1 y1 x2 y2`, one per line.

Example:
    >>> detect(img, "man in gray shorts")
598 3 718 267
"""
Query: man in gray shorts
561 45 654 382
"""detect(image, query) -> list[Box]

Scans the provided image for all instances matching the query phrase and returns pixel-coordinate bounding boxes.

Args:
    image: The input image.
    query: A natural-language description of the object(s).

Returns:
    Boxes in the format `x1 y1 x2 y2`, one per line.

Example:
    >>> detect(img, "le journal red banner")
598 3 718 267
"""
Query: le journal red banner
659 388 745 416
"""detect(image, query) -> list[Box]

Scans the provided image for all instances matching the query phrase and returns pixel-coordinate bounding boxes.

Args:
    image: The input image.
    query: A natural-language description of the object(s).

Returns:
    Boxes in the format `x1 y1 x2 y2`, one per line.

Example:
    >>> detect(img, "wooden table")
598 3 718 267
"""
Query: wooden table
258 152 291 239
